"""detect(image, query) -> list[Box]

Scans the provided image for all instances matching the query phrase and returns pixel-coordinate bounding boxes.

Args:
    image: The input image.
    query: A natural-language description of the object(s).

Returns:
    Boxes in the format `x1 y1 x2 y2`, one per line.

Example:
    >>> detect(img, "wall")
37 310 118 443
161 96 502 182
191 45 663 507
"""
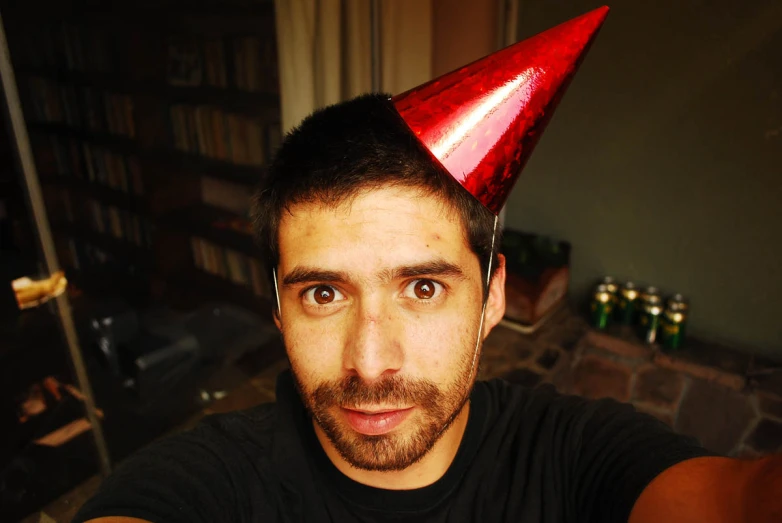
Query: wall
432 0 498 77
505 0 782 357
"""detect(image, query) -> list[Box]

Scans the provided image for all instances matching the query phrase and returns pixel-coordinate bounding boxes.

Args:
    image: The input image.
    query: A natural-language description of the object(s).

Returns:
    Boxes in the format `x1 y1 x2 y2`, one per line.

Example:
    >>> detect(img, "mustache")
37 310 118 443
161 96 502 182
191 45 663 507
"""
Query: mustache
312 375 440 410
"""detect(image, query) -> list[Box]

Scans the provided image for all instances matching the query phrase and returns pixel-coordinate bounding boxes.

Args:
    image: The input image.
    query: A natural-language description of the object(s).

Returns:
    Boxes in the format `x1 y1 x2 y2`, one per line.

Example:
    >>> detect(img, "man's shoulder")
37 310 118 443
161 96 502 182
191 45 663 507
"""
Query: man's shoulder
73 402 286 523
477 377 634 428
479 377 574 409
196 401 279 448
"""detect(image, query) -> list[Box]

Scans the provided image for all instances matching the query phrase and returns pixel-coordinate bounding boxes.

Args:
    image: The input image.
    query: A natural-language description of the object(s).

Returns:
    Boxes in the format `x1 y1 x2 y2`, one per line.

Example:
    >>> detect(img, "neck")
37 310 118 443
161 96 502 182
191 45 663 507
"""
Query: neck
313 400 471 490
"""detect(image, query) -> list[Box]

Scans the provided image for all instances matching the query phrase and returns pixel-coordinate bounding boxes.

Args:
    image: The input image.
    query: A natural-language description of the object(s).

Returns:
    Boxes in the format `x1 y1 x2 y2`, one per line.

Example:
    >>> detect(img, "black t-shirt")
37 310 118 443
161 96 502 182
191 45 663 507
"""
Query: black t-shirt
75 371 713 522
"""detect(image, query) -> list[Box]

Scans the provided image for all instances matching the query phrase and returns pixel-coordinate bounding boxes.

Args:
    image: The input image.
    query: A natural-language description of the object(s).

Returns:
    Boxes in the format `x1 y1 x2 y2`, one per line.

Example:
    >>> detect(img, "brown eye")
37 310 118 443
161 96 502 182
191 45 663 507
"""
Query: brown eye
413 279 436 299
313 286 335 304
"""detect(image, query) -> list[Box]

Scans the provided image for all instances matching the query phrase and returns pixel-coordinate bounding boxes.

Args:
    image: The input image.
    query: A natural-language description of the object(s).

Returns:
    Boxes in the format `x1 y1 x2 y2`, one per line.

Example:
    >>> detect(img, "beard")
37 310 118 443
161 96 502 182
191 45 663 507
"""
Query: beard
291 348 476 472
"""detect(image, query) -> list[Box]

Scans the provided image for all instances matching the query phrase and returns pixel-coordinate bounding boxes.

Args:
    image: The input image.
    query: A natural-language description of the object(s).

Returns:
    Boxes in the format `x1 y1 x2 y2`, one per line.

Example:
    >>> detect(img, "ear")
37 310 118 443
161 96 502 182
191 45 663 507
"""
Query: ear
272 308 282 331
271 267 283 331
482 253 506 339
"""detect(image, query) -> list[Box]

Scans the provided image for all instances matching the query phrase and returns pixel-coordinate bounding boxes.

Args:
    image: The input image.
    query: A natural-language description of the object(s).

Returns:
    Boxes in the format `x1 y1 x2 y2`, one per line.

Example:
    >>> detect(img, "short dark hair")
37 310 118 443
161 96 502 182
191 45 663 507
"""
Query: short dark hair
251 94 500 302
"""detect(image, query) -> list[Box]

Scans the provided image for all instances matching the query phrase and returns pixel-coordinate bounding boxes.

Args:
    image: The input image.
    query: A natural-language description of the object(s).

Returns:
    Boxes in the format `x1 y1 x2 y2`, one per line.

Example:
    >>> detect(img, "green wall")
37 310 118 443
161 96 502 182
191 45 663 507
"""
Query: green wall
507 0 782 357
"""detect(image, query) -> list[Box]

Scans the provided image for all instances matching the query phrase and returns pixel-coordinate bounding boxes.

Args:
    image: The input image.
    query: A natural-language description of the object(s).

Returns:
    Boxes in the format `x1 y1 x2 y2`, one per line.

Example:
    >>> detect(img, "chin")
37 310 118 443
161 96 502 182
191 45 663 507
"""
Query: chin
319 396 469 472
327 418 445 471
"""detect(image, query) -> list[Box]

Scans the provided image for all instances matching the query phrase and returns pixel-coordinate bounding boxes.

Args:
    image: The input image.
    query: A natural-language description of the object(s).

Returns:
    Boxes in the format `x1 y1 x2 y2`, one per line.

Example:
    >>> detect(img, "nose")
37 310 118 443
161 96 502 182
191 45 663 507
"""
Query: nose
342 298 403 382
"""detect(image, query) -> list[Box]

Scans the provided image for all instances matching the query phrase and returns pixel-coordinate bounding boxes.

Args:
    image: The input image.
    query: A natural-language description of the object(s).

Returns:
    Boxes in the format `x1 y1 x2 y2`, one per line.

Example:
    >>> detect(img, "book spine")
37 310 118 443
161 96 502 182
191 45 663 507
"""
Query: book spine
194 106 208 157
249 257 268 298
247 118 264 166
191 236 204 270
129 157 143 195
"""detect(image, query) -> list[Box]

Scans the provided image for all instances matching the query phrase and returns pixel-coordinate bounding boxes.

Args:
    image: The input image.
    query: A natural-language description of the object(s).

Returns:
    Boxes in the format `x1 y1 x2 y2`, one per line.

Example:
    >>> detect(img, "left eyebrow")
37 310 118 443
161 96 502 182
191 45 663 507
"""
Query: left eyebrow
282 268 351 287
382 259 467 282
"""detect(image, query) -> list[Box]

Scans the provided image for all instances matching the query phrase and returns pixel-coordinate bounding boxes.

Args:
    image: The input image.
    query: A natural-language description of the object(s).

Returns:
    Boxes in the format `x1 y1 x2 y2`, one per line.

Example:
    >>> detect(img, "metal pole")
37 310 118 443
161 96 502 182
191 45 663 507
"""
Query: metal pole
370 0 381 92
0 9 112 476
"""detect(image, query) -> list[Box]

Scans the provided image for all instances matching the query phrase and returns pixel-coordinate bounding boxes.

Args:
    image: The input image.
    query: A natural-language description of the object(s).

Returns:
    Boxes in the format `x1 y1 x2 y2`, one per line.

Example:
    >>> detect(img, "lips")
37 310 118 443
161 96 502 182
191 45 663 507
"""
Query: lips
342 406 414 436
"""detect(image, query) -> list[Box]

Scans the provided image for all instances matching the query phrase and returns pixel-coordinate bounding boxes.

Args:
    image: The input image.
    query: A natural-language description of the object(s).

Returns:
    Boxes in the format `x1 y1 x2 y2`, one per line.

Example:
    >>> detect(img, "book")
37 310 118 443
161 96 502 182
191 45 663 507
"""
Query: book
167 36 203 87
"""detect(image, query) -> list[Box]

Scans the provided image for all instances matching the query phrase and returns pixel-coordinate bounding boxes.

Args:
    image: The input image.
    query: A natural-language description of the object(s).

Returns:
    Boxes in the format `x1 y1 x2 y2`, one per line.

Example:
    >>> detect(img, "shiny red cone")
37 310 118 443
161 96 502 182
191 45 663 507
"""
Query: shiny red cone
392 6 610 214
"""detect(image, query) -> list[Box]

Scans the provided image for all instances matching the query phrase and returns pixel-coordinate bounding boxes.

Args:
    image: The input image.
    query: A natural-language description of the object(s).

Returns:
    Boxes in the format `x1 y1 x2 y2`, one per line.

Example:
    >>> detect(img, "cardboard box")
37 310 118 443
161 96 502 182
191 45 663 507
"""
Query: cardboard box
502 229 570 331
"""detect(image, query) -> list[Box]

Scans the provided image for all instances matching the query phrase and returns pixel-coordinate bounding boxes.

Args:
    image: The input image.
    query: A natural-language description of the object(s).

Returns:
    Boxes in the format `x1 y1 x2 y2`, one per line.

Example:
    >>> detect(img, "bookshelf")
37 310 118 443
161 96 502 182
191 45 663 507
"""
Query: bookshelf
169 267 268 313
5 0 280 311
149 149 265 187
162 204 254 253
2 3 282 516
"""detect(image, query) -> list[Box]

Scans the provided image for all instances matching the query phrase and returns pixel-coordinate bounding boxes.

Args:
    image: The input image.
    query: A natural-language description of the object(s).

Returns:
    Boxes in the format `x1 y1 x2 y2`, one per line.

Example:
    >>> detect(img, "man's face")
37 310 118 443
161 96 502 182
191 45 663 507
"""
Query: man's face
276 186 504 471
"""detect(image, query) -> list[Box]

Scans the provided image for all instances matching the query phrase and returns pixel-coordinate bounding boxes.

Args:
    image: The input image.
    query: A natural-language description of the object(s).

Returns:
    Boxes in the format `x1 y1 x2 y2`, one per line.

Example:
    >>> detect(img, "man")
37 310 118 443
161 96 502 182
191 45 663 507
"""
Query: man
77 7 780 523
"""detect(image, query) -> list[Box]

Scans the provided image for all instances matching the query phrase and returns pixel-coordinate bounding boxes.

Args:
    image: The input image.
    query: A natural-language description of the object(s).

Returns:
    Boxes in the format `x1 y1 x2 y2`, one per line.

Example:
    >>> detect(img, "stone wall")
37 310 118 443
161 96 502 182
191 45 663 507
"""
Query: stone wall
480 307 782 457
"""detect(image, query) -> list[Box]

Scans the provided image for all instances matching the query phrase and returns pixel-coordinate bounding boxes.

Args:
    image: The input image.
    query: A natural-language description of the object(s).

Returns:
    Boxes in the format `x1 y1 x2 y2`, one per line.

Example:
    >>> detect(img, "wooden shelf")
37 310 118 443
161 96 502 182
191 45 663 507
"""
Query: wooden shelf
8 0 274 17
166 266 270 313
28 122 139 155
40 176 148 215
18 69 280 118
159 204 257 255
5 1 274 24
30 123 268 191
148 149 265 187
29 121 266 187
171 0 275 16
17 68 133 94
163 85 279 118
52 223 154 267
65 266 152 306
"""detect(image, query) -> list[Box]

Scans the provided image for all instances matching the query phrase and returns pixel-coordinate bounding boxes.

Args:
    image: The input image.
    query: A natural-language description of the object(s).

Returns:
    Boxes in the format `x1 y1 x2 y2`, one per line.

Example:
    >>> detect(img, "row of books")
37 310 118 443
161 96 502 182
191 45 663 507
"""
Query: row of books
169 104 280 166
87 199 153 249
49 188 75 223
37 135 144 195
233 35 278 93
167 34 278 93
10 22 115 74
191 236 269 298
58 236 144 279
44 190 152 249
25 77 136 138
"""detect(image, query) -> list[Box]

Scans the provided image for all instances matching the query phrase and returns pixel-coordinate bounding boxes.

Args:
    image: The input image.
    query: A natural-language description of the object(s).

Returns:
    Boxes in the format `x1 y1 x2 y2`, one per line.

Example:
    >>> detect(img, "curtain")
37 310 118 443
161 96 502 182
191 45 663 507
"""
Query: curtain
379 0 432 95
274 0 433 133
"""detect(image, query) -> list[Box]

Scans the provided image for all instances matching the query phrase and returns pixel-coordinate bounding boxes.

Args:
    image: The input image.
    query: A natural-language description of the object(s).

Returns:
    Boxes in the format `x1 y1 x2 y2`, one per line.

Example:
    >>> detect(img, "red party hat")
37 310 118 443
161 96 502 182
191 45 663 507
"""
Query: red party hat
392 6 609 214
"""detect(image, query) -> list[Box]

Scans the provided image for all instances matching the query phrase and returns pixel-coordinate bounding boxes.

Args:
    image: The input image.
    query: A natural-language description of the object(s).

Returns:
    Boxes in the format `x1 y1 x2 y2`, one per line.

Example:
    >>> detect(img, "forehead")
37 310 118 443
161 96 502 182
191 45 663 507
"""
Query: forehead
277 187 476 275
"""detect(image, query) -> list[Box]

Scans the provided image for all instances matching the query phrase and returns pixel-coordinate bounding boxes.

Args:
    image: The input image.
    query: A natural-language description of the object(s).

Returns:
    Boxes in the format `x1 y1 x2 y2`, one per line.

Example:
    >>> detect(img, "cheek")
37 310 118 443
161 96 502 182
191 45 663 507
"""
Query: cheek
401 306 481 379
283 319 345 381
